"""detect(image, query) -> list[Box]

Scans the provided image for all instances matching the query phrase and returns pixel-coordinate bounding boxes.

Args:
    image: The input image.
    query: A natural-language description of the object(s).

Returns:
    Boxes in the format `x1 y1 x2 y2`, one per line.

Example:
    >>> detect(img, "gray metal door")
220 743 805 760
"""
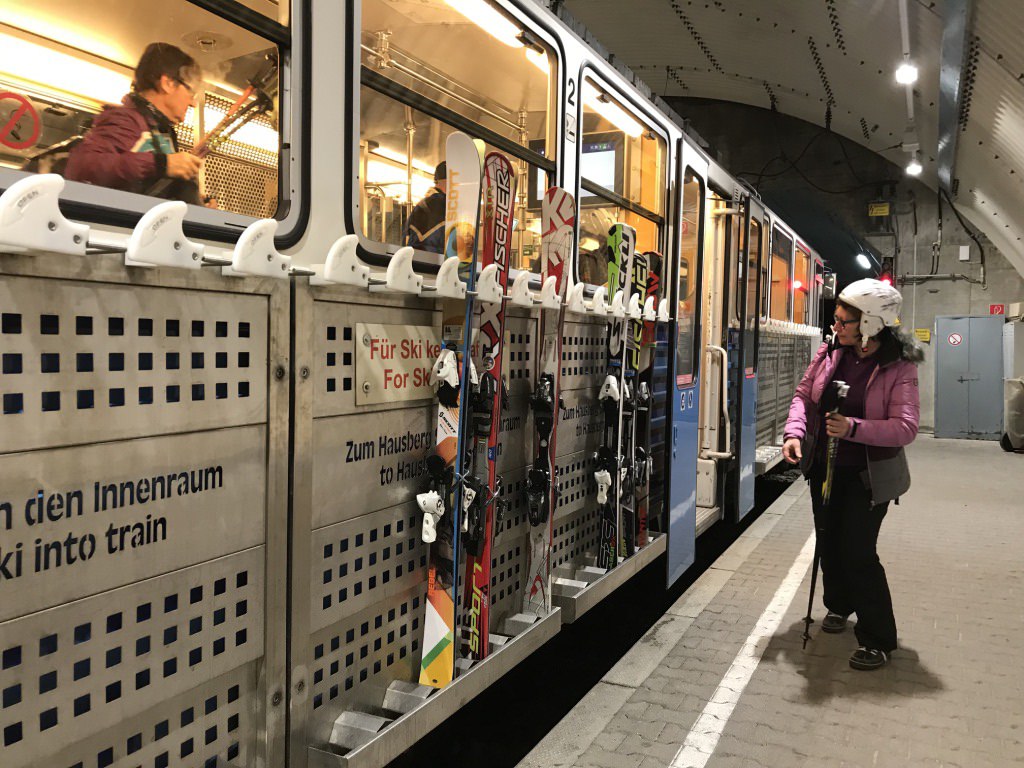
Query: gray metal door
935 315 1005 439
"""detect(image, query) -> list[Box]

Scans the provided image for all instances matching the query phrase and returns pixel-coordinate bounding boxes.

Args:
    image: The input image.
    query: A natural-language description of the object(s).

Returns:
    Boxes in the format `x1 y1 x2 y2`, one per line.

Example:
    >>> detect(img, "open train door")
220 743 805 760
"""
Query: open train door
665 142 707 587
731 196 764 521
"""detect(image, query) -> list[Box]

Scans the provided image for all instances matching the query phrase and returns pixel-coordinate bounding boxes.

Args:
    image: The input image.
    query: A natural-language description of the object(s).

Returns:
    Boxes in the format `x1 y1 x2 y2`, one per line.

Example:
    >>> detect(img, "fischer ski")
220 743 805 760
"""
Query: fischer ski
461 152 516 662
634 251 662 548
595 223 636 570
523 187 575 617
418 132 483 689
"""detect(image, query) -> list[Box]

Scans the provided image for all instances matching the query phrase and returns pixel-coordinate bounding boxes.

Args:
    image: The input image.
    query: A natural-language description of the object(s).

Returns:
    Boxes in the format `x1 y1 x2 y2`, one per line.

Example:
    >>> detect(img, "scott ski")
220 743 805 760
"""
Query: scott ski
418 132 483 688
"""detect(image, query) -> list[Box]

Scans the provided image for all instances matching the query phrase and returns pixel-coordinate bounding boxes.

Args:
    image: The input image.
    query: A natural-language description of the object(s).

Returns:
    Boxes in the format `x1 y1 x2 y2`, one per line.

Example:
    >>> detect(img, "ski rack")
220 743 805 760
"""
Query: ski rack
550 533 667 623
309 235 508 303
311 609 560 768
0 174 88 256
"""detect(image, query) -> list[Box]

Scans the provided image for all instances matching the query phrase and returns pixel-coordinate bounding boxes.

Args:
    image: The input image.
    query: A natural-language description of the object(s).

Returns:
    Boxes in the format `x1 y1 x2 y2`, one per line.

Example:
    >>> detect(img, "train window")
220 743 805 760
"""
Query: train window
794 244 811 325
769 226 793 321
577 76 666 286
744 219 761 370
0 1 287 219
676 169 702 387
359 0 554 267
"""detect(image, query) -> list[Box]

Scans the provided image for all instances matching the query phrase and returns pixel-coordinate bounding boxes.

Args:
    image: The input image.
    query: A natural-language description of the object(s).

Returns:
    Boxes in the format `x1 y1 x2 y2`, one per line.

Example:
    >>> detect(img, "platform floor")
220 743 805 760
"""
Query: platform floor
518 435 1024 768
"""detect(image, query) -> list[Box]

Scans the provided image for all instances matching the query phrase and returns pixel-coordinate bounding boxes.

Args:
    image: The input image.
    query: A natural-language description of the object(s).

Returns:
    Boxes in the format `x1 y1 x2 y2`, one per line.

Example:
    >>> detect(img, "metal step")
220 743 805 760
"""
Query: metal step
696 505 722 537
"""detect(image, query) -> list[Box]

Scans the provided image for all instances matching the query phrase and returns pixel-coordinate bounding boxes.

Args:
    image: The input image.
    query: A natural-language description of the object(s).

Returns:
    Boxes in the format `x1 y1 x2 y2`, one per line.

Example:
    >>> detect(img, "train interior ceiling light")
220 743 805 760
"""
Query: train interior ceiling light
894 61 918 85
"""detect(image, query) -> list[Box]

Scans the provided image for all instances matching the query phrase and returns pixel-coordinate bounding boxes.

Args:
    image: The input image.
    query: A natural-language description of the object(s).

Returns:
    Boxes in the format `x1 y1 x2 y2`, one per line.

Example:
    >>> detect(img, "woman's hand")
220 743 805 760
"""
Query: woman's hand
825 412 852 439
782 436 802 464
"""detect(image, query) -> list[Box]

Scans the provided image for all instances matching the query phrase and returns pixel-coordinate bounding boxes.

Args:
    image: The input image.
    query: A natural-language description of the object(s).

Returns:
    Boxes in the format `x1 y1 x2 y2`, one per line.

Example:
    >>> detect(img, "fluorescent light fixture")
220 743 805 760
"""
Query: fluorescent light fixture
793 279 804 291
525 47 549 74
0 31 130 106
582 81 644 138
370 146 436 175
445 0 524 48
365 159 434 203
856 253 872 269
905 155 923 176
895 62 918 85
579 236 600 251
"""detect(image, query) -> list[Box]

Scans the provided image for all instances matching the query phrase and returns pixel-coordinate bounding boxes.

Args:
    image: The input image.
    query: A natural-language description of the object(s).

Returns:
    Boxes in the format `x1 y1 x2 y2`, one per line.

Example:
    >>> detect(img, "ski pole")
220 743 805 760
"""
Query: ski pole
802 380 849 650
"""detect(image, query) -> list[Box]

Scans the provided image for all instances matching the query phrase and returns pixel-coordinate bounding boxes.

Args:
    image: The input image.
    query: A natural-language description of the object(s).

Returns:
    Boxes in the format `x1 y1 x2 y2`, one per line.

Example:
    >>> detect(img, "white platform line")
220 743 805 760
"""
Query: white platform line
670 533 816 768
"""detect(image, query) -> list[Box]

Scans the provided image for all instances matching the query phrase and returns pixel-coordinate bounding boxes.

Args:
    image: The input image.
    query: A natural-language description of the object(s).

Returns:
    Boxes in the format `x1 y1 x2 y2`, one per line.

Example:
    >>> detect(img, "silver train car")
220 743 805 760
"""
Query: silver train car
0 1 823 766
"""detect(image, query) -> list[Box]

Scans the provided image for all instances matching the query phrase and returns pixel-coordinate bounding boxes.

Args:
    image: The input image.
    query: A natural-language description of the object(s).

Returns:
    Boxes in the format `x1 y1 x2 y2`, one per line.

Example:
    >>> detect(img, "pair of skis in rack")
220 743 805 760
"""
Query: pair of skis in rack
596 227 663 569
417 131 578 689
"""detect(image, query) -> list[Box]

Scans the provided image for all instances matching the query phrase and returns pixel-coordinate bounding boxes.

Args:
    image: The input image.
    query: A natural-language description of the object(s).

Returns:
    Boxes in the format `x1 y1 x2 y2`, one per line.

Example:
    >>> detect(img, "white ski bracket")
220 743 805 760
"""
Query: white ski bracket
421 256 465 299
124 201 212 269
565 278 588 314
609 289 626 318
507 271 535 307
538 275 561 310
642 295 657 322
657 297 670 323
222 218 311 279
310 234 371 288
368 246 424 295
0 174 88 257
473 263 503 304
590 285 609 316
627 293 642 320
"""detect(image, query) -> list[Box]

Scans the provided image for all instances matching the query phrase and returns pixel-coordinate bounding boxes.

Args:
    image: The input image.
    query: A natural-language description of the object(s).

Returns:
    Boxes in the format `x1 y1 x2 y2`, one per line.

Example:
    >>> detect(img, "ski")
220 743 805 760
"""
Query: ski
595 223 636 570
418 132 483 689
522 187 576 617
461 152 516 662
620 248 649 558
634 251 663 548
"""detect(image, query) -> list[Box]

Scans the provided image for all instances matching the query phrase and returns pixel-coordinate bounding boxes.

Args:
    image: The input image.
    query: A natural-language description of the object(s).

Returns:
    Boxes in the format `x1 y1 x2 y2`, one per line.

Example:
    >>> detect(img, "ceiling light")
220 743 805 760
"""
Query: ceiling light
0 31 130 106
370 146 436 175
856 253 872 270
905 155 923 176
895 62 918 85
525 47 549 74
445 0 524 48
582 82 644 138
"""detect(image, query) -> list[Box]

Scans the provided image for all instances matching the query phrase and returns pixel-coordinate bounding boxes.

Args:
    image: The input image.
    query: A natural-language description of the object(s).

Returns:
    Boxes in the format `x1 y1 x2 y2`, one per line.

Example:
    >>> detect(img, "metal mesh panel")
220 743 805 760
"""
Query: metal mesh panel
0 256 285 768
0 552 264 766
175 93 278 219
559 319 608 391
551 451 601 568
0 277 267 452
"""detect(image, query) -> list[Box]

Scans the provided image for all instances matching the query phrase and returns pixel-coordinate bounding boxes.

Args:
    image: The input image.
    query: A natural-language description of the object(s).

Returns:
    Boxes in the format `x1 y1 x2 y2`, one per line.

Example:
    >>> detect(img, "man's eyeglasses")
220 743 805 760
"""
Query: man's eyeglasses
833 316 859 329
175 78 198 95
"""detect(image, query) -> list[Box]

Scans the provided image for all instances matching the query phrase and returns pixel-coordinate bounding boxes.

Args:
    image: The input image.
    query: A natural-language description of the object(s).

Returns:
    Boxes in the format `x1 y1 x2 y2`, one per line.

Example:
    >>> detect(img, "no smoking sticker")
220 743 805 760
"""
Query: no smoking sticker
0 92 41 151
948 333 963 346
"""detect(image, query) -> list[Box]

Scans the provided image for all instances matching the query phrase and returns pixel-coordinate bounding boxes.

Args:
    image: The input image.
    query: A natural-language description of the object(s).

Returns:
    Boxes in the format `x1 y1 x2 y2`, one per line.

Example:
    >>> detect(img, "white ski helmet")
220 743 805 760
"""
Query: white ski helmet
838 278 902 343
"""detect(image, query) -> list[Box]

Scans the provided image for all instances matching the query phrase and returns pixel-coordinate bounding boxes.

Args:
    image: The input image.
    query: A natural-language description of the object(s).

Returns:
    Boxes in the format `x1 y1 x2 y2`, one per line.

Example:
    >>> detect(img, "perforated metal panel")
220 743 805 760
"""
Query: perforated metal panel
0 253 289 768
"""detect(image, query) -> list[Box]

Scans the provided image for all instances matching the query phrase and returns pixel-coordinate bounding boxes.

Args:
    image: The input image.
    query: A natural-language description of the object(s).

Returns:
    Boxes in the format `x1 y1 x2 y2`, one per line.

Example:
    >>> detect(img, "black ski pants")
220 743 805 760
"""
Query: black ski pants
810 467 898 653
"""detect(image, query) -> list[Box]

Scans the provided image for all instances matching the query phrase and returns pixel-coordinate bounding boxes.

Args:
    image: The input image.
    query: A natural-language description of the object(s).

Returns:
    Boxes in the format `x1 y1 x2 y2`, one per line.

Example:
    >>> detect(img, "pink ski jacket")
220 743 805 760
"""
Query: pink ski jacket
785 337 921 503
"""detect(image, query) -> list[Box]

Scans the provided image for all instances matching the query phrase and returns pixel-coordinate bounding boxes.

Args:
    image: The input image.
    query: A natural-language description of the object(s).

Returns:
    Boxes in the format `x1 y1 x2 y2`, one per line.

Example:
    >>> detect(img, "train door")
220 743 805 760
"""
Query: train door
731 199 763 521
692 176 741 535
666 149 706 587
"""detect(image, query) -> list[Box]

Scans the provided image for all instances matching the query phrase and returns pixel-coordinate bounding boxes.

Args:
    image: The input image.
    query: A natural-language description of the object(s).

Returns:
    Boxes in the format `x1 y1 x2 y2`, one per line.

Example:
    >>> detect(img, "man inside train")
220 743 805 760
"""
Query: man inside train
404 161 447 253
64 42 207 205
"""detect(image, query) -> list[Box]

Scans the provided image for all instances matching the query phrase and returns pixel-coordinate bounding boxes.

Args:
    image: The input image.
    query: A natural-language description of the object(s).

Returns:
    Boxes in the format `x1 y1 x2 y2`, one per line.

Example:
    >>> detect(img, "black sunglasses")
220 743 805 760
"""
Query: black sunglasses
832 316 859 328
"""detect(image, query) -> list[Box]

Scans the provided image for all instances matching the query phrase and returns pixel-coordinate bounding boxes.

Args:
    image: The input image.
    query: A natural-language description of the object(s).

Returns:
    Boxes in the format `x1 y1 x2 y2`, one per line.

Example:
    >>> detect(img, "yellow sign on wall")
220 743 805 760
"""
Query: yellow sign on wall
914 328 931 343
868 201 891 217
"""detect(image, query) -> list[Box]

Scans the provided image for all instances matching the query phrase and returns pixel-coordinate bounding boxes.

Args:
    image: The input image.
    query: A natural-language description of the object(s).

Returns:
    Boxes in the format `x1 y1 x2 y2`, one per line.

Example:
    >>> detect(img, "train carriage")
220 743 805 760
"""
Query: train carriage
0 1 825 766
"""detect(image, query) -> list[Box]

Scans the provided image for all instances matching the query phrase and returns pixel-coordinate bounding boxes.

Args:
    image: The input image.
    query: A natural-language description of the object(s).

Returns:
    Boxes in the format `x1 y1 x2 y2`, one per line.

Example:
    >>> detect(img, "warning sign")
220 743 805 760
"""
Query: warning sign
356 323 442 406
990 304 1005 315
868 201 891 217
914 328 931 343
0 92 41 151
948 333 963 346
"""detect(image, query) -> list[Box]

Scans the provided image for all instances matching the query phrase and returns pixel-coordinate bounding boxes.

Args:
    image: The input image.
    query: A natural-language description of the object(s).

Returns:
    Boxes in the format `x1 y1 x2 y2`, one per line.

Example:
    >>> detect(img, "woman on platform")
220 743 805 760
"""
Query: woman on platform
782 278 923 670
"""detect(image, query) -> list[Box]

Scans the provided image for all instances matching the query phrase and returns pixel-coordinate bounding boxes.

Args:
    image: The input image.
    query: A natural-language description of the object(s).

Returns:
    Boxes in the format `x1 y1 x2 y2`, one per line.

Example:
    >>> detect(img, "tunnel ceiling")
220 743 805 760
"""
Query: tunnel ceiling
558 0 1024 279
